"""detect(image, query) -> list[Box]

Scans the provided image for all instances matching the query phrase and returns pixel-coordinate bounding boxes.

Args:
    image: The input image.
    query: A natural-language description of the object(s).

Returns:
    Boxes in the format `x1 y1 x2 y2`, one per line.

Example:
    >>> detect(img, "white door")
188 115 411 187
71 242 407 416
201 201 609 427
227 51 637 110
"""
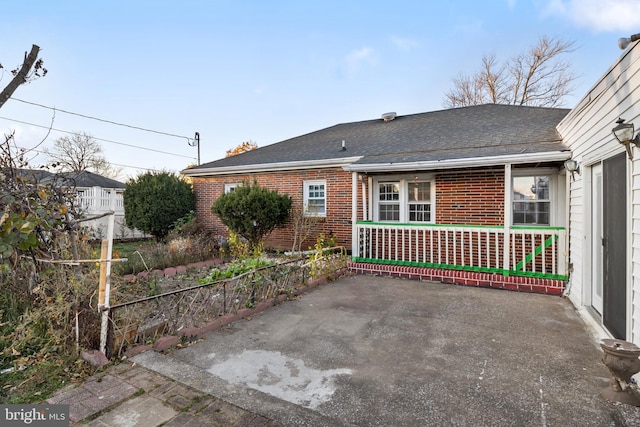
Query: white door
591 163 603 314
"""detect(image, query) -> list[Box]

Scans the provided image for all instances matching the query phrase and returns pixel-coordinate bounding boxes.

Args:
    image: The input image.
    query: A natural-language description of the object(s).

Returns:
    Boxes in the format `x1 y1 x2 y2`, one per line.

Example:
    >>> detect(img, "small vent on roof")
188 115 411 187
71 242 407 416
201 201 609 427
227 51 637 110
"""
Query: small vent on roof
381 112 396 122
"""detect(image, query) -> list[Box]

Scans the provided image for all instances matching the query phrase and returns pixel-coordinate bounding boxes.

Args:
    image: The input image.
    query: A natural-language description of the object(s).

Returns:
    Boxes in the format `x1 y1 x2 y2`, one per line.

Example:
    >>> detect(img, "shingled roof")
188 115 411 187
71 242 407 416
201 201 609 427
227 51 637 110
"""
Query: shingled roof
184 104 571 175
18 169 125 189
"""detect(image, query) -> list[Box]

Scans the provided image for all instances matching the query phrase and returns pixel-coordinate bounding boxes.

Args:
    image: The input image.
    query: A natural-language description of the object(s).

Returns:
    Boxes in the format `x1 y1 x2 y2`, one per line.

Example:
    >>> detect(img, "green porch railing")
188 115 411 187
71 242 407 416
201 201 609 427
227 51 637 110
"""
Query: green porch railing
354 221 567 280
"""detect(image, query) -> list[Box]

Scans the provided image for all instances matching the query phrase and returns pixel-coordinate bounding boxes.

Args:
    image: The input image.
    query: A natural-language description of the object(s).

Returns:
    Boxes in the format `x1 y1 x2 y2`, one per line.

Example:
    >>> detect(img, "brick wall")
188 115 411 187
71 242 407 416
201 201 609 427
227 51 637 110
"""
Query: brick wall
193 167 507 252
436 168 504 225
193 168 358 251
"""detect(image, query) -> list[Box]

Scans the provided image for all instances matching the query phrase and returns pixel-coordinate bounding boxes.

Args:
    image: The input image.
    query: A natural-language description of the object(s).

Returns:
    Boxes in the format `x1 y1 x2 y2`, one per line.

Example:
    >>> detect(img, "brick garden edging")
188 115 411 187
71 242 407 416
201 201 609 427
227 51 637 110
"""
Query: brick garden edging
123 267 350 358
121 258 224 282
348 262 565 295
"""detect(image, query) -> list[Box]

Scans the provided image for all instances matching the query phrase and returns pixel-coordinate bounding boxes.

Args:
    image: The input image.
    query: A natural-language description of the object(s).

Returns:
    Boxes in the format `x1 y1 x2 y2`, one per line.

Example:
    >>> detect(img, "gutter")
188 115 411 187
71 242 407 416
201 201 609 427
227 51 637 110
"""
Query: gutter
342 151 572 172
182 157 362 176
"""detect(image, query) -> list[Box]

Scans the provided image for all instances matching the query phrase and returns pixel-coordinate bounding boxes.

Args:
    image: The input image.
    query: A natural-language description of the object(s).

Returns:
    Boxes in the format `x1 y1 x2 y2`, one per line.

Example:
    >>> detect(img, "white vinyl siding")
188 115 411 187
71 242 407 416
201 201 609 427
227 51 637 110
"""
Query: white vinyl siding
556 42 640 343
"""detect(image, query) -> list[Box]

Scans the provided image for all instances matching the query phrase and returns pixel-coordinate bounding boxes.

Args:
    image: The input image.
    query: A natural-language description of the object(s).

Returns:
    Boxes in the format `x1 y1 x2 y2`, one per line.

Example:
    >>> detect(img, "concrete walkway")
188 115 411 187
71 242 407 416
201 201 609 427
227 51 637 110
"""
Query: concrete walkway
50 275 640 426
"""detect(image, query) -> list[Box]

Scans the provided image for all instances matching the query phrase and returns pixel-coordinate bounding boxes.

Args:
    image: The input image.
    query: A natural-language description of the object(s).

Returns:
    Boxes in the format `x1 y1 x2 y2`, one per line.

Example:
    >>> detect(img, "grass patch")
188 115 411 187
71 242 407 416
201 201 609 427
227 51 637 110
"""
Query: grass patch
1 357 97 404
111 239 156 259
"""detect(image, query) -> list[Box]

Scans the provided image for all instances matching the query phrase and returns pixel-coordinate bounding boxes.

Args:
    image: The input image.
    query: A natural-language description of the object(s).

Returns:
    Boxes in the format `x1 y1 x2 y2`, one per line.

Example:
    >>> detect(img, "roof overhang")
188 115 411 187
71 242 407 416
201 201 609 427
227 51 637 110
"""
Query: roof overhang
182 157 362 176
342 151 572 173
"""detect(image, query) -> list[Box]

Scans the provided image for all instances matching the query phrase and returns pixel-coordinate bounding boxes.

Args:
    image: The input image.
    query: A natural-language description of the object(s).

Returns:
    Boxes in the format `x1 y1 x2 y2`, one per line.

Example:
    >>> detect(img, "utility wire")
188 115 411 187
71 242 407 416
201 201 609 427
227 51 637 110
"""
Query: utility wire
0 116 196 160
17 145 170 172
11 97 194 144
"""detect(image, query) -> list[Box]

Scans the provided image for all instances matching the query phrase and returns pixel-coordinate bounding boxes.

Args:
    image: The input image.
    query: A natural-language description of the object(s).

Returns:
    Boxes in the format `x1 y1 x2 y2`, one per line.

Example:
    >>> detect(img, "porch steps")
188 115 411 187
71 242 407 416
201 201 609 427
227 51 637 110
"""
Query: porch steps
347 262 565 296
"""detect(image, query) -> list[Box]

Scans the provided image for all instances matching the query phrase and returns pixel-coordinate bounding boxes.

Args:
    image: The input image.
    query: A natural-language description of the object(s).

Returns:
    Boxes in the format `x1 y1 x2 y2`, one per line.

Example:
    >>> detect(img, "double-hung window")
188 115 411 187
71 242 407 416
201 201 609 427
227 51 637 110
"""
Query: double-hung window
378 182 400 221
304 180 326 217
374 176 434 223
512 174 551 225
408 181 431 222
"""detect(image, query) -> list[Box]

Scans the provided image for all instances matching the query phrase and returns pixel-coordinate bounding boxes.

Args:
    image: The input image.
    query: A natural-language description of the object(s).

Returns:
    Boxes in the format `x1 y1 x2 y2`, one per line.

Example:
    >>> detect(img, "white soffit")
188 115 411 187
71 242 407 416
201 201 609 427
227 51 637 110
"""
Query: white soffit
342 151 572 172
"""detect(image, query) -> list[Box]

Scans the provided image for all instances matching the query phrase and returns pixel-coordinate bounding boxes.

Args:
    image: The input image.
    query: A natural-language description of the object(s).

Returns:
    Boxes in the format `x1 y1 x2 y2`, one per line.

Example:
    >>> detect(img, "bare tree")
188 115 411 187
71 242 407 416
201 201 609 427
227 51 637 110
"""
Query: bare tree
290 203 323 253
443 36 576 108
44 132 122 179
0 44 47 109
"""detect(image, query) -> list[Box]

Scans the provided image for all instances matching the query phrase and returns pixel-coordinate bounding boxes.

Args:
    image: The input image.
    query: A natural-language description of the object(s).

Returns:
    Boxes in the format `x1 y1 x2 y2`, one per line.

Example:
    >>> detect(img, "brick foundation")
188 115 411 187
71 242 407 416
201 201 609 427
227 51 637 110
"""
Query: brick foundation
347 262 565 295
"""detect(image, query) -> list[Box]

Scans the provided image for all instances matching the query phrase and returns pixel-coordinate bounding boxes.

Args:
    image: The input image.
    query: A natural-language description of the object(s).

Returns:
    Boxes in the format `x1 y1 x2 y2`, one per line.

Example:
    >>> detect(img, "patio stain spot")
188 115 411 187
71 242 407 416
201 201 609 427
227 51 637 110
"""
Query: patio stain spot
207 349 352 409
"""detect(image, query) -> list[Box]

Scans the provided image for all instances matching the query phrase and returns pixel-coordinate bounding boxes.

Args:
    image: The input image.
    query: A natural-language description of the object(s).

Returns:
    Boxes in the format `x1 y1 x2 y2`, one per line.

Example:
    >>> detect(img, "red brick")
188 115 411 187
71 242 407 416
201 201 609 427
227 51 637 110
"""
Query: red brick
153 336 179 352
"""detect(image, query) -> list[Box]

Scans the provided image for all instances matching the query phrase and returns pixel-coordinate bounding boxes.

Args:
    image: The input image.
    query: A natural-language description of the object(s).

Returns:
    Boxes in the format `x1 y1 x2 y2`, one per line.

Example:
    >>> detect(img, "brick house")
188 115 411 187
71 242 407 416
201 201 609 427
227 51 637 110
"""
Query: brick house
183 104 572 294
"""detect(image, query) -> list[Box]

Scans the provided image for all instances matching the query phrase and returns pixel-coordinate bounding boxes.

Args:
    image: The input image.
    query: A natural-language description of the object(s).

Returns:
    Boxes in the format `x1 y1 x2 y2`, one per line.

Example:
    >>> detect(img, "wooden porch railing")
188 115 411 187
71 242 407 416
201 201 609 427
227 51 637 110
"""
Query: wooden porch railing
354 222 567 280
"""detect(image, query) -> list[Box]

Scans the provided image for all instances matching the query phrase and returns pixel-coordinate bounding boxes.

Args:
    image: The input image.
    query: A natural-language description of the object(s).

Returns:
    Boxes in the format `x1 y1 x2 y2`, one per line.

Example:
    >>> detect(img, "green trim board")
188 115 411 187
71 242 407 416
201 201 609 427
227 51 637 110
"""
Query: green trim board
351 257 567 281
514 234 557 271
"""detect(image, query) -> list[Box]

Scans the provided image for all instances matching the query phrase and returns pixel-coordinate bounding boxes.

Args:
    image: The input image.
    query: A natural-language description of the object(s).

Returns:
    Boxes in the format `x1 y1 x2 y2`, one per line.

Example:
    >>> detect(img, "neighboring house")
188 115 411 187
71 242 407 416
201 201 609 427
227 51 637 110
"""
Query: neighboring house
183 104 572 295
557 39 640 343
26 169 145 239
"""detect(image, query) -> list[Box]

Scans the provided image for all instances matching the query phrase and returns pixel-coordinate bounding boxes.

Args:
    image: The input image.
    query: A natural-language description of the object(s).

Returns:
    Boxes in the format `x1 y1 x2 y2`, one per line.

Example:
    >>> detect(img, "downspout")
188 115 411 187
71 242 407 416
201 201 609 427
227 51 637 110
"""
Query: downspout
352 171 359 258
503 164 512 275
562 166 572 296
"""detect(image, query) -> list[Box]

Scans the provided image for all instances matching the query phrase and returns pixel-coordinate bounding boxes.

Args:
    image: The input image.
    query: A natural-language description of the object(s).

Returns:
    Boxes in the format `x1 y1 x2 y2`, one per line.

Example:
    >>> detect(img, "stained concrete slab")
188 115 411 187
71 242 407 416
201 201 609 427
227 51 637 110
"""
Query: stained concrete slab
47 374 138 423
84 395 177 427
132 275 636 426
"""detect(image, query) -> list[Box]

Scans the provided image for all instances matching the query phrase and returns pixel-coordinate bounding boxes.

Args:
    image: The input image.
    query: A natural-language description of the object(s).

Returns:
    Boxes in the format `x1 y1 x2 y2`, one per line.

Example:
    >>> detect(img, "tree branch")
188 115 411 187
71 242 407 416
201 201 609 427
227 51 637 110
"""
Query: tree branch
0 45 40 109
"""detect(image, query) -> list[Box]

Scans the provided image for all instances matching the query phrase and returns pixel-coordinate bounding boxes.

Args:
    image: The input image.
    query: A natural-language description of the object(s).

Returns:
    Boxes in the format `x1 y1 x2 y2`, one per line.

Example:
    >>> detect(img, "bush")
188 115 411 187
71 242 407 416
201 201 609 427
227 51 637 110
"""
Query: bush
211 181 291 251
123 171 195 241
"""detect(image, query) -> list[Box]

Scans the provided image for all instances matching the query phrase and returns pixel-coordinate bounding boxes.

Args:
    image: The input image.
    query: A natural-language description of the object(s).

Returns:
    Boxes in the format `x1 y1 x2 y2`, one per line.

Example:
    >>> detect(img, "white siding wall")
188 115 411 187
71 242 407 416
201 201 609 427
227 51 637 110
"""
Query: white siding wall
557 42 640 343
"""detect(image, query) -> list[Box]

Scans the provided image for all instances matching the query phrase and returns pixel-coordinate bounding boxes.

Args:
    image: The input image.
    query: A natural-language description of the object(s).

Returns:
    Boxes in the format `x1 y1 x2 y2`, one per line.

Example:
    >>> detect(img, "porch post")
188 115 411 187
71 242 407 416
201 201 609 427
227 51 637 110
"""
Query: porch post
352 171 359 257
503 164 512 275
360 175 367 221
368 176 373 221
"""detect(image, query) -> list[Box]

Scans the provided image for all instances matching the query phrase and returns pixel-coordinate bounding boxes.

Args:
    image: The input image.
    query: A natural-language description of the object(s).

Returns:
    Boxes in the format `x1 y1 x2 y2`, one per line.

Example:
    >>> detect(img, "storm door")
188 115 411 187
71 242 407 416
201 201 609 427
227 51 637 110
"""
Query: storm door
602 152 627 340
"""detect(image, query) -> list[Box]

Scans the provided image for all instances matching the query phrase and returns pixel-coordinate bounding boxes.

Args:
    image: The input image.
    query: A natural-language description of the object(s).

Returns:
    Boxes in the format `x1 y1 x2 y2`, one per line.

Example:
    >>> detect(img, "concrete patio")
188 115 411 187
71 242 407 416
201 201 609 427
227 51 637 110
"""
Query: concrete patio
127 274 637 426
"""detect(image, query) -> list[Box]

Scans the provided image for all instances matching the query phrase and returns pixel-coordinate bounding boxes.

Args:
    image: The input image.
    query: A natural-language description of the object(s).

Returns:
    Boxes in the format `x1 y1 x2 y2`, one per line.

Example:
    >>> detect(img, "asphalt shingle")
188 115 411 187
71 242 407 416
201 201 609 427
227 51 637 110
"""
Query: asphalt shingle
188 104 570 172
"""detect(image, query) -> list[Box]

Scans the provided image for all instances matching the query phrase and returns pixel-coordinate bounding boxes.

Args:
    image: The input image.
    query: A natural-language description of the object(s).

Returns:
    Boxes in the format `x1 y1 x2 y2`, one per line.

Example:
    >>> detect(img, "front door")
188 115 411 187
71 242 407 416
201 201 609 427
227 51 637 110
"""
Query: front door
602 152 627 340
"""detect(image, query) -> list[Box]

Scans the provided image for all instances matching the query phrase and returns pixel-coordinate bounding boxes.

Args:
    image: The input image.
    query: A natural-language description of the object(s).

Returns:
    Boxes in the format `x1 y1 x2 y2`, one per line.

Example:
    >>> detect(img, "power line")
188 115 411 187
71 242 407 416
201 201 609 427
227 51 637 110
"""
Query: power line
0 116 197 160
16 145 171 173
11 97 194 144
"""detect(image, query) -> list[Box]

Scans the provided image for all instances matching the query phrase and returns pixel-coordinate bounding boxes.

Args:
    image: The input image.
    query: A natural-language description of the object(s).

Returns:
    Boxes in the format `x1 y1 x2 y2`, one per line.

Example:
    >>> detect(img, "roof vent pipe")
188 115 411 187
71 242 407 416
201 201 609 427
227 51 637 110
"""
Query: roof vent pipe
381 112 397 122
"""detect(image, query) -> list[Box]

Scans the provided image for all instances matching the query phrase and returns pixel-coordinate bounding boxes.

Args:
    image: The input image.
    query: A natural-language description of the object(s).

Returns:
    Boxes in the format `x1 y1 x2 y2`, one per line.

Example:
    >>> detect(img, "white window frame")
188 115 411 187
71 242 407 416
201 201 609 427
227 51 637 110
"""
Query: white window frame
224 183 241 194
303 179 327 217
511 168 557 226
372 174 435 223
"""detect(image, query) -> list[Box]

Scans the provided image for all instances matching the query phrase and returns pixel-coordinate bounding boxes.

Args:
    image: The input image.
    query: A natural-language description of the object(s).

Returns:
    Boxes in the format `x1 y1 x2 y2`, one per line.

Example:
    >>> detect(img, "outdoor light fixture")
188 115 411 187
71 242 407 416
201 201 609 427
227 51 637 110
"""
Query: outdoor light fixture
619 33 640 50
612 118 640 160
564 159 580 181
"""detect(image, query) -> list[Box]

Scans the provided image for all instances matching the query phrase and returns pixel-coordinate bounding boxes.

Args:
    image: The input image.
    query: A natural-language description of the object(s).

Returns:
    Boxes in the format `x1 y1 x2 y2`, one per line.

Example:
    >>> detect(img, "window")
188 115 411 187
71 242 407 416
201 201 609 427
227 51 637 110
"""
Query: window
374 177 434 223
378 182 400 221
224 183 240 194
512 175 550 225
408 181 431 222
304 180 326 216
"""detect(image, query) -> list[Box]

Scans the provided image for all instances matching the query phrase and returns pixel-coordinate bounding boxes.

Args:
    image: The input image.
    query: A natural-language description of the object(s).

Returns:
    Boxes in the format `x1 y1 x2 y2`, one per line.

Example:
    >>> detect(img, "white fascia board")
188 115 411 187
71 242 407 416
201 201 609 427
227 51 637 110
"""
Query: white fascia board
342 151 572 172
181 157 362 177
